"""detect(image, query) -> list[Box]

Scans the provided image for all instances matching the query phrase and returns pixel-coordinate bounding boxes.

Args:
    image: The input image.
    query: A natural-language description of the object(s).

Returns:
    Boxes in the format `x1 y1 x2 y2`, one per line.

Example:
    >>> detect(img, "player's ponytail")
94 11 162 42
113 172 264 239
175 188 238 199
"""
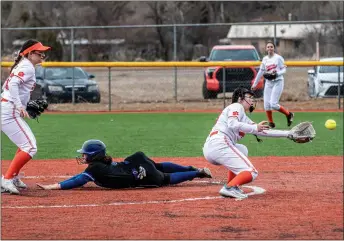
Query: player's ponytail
103 156 113 165
10 39 40 72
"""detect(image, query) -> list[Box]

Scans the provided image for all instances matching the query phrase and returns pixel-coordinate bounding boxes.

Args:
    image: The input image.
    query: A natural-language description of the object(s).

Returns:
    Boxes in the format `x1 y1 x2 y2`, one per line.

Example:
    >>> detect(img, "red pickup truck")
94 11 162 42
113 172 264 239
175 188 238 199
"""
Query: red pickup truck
199 45 264 99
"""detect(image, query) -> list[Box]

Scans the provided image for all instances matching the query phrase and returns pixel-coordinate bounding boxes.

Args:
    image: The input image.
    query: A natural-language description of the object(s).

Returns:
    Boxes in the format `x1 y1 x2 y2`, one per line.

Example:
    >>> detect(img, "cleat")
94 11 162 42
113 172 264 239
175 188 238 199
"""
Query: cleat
1 176 20 194
13 176 27 189
198 168 213 178
269 122 275 128
287 112 294 126
1 187 10 193
219 185 248 199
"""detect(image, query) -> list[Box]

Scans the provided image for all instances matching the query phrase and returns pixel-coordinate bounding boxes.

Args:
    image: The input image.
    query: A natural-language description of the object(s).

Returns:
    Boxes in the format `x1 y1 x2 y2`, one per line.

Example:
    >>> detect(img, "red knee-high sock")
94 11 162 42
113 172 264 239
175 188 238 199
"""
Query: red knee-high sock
15 148 21 155
4 151 32 179
227 171 253 187
278 105 290 116
266 110 273 123
227 170 236 183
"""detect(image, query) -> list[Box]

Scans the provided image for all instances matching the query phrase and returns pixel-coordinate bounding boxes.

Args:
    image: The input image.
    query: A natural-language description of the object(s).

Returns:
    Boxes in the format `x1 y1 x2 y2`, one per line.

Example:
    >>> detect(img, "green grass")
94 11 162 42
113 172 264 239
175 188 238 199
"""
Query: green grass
1 112 342 160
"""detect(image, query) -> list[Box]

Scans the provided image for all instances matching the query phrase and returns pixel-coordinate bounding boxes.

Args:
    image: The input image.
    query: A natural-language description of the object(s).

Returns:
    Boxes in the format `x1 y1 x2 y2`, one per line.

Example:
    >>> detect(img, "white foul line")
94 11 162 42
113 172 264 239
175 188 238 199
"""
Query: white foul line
2 196 224 209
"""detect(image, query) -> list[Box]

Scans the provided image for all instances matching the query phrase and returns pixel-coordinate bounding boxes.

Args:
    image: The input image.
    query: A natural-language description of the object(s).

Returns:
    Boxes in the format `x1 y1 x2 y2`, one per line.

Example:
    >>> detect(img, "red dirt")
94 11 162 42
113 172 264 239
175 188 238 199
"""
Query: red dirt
1 156 343 240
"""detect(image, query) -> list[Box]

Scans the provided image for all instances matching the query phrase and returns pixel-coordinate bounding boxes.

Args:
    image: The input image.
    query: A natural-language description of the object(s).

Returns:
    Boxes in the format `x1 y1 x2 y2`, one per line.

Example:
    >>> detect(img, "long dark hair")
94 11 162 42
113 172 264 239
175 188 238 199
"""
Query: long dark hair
10 39 40 72
266 40 276 48
92 154 113 165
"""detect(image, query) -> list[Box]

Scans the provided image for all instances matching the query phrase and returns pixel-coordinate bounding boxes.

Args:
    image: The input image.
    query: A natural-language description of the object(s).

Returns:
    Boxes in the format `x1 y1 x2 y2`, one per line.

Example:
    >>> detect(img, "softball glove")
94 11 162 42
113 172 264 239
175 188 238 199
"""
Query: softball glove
287 122 316 143
26 99 48 120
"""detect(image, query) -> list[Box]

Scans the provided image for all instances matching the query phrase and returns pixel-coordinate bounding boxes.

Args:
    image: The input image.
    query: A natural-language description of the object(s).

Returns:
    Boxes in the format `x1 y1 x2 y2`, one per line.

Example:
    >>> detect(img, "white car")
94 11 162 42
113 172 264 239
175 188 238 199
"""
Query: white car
307 57 343 98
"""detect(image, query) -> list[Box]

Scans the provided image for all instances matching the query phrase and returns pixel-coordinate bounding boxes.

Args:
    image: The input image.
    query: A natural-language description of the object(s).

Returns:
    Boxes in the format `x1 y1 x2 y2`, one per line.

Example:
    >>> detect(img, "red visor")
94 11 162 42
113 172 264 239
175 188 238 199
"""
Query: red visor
20 42 51 56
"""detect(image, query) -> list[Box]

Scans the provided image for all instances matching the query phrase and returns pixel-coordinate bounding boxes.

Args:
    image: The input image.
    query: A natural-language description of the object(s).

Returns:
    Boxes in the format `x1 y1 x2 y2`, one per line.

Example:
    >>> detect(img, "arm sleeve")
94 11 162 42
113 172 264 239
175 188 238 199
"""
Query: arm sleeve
59 172 94 190
8 76 23 108
276 56 286 76
228 117 290 137
252 61 265 88
228 117 258 134
255 129 290 138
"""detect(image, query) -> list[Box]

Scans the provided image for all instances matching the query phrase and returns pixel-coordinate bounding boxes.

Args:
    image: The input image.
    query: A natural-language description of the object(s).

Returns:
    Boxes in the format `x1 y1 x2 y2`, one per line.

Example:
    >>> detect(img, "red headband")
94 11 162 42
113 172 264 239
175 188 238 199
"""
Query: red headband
20 42 51 56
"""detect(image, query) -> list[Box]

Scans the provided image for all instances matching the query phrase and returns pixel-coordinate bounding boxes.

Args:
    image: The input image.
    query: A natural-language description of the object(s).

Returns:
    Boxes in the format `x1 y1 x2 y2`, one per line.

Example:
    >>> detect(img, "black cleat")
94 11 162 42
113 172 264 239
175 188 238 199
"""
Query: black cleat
287 112 294 126
198 168 213 178
269 122 275 128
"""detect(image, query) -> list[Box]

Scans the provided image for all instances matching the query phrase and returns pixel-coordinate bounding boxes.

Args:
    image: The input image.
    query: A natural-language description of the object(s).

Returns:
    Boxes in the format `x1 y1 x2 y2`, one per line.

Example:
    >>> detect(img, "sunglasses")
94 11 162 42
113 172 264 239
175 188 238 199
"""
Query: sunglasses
32 51 46 59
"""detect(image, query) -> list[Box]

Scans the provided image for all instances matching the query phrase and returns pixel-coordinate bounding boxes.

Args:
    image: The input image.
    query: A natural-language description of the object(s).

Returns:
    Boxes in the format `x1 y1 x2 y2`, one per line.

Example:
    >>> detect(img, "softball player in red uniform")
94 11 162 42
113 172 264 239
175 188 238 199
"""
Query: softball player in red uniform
1 39 51 194
251 41 294 128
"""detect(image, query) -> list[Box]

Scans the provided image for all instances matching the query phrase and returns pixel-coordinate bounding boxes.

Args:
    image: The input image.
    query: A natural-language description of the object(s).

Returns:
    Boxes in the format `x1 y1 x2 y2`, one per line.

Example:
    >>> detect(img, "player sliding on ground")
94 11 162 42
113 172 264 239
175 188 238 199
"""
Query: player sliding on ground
36 139 213 191
202 87 315 199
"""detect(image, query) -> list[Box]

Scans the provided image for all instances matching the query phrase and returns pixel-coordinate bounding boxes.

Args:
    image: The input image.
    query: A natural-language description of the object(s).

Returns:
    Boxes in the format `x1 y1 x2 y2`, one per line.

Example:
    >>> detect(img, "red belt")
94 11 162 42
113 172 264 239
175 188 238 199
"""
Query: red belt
210 131 218 137
1 98 8 102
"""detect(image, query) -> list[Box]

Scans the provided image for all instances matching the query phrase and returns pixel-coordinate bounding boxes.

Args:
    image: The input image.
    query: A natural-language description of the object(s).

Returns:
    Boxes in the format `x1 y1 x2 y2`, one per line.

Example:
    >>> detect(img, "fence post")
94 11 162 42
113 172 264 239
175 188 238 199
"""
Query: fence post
72 67 75 104
108 67 112 111
173 24 178 101
273 24 277 48
71 28 75 104
223 67 226 109
338 66 341 109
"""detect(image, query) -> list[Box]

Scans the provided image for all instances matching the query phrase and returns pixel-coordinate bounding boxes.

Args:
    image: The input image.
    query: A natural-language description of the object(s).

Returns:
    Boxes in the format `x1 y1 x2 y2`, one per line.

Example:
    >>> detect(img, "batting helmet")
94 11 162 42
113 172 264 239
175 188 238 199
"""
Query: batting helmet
231 87 255 103
77 139 106 163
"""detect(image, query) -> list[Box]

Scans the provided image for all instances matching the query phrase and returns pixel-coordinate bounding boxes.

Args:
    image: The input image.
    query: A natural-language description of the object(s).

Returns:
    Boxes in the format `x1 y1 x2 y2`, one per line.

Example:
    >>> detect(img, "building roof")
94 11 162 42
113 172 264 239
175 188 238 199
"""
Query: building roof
227 23 326 40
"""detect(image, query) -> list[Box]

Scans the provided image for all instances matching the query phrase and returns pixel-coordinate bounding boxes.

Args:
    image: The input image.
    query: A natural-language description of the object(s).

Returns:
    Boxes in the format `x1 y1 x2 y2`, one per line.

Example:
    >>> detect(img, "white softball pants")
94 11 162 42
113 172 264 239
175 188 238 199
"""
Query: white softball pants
1 101 37 157
264 79 284 111
203 133 258 180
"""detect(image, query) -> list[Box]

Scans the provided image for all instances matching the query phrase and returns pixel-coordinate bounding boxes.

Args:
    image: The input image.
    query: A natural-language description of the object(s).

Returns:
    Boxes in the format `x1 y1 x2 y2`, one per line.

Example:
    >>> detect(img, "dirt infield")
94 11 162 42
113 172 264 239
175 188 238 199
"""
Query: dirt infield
1 156 343 240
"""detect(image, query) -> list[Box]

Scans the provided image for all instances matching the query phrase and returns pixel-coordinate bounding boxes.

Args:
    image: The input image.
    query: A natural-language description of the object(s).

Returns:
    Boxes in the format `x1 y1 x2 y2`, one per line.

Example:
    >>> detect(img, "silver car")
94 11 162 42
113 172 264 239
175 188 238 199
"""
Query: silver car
307 57 343 98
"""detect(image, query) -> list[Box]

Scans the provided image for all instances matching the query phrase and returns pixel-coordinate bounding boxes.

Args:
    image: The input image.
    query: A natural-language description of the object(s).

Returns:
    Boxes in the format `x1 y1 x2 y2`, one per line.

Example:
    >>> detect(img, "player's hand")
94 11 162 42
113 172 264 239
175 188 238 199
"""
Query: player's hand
251 86 257 91
19 107 30 119
36 183 61 190
257 121 270 132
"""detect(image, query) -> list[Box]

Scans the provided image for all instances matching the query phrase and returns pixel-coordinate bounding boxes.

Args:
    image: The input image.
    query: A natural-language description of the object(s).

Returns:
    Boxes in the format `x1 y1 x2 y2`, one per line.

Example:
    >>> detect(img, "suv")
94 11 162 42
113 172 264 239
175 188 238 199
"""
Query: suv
199 45 264 99
307 57 343 98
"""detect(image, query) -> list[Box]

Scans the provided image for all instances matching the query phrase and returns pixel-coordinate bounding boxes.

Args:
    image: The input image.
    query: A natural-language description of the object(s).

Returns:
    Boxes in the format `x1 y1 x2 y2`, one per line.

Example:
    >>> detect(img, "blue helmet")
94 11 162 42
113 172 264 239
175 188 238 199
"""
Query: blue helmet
77 139 106 163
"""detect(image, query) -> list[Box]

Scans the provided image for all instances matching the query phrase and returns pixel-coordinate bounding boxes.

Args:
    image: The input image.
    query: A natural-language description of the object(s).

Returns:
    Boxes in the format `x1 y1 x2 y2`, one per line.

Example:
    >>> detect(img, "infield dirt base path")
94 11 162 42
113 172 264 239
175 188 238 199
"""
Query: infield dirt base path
1 156 343 240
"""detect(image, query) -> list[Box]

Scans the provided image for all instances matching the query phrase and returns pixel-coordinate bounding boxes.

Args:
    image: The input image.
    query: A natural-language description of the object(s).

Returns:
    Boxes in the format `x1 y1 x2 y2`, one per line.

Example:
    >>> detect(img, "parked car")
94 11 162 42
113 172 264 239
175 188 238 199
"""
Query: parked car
307 57 343 98
199 45 264 99
34 66 101 103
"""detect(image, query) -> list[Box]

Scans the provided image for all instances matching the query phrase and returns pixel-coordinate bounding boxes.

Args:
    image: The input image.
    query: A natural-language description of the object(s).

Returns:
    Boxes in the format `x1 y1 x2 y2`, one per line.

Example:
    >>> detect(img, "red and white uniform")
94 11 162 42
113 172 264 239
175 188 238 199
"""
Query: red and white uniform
203 102 289 178
1 58 37 157
252 54 286 111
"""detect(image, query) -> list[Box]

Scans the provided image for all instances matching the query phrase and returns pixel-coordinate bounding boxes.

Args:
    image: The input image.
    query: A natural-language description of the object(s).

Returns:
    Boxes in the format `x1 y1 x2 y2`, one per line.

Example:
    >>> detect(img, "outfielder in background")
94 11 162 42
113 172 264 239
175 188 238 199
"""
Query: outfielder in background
1 39 51 194
251 41 294 128
203 87 300 199
36 139 213 191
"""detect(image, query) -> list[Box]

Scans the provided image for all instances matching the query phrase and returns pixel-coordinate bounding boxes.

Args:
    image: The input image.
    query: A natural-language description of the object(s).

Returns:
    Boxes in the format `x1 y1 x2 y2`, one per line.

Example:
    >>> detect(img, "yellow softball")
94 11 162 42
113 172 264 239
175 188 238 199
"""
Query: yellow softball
325 119 336 130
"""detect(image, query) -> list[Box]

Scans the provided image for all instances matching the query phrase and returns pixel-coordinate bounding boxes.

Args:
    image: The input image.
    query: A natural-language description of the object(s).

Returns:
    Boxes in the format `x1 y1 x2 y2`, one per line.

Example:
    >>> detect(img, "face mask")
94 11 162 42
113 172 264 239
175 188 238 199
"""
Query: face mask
244 98 255 113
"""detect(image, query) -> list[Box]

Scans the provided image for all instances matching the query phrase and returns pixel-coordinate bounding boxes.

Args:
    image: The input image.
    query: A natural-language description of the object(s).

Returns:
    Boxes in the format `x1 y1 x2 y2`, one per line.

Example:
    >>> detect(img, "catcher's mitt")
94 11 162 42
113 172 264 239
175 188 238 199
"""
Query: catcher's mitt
287 121 316 143
263 72 277 80
26 99 48 120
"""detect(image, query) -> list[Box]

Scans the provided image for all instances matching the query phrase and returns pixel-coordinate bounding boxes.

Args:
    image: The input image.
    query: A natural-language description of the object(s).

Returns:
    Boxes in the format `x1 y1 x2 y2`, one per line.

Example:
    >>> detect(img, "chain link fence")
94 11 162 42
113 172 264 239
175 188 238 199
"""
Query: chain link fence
1 20 343 111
